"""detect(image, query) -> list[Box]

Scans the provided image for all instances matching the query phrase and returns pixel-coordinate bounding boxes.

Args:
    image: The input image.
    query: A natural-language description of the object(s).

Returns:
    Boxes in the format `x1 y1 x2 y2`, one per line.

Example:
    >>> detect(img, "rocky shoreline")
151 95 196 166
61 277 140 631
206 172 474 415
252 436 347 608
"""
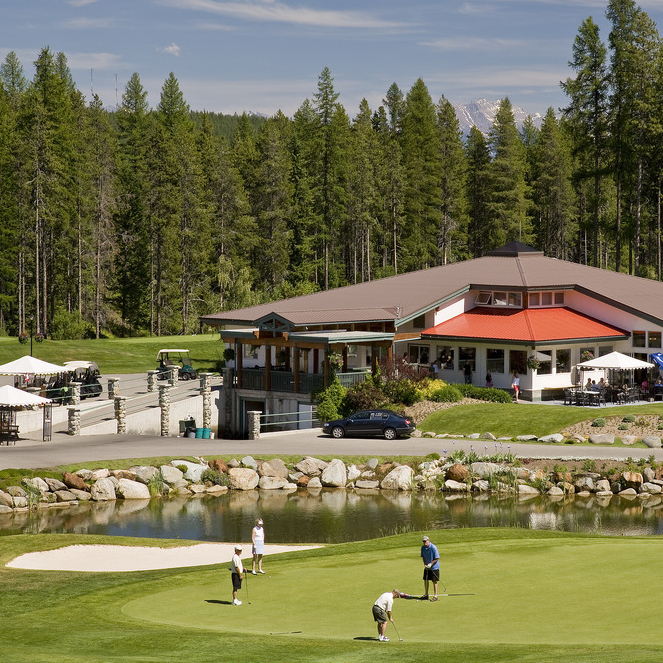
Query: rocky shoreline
2 452 662 514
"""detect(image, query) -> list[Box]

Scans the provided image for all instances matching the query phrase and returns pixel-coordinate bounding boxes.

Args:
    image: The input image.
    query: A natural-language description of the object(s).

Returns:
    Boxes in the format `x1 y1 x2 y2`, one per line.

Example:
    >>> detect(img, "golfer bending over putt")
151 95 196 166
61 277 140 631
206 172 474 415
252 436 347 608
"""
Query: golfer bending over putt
372 590 400 641
421 535 440 601
231 545 244 605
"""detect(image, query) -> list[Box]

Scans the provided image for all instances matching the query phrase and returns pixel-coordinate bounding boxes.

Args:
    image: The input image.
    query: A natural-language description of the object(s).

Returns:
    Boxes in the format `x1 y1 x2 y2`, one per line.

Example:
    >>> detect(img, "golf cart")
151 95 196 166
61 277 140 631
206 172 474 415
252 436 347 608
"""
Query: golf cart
156 349 198 381
63 361 103 399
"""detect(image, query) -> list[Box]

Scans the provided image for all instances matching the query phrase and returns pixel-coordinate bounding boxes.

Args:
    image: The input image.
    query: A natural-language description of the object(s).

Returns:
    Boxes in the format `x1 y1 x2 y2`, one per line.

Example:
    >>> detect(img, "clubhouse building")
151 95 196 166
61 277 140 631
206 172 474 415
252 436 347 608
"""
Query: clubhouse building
201 242 663 434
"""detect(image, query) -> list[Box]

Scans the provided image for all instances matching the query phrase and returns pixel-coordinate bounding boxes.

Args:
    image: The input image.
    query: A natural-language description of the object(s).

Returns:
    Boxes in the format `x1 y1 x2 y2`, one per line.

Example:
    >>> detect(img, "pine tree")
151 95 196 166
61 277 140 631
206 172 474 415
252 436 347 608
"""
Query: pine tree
465 126 491 257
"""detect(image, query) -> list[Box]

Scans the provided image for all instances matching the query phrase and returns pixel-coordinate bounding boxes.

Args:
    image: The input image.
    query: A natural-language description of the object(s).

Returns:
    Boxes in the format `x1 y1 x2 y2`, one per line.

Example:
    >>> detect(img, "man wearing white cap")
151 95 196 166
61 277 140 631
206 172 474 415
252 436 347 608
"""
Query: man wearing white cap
231 545 244 605
421 536 440 601
252 518 265 574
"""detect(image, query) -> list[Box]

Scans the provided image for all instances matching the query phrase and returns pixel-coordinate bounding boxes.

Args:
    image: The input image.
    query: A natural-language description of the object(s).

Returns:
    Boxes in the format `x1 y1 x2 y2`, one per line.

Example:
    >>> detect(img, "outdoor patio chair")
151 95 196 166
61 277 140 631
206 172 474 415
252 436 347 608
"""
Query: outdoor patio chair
563 388 574 406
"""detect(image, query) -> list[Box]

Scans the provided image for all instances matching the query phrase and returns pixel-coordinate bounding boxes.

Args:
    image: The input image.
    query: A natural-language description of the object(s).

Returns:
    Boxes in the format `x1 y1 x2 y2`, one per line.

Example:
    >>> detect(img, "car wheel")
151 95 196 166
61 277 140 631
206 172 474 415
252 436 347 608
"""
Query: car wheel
383 427 397 440
180 373 189 381
331 426 345 439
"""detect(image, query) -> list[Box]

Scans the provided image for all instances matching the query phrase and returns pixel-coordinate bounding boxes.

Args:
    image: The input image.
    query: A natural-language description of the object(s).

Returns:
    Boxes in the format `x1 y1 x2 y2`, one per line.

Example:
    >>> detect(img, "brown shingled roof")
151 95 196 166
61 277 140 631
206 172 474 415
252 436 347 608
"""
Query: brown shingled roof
200 246 663 328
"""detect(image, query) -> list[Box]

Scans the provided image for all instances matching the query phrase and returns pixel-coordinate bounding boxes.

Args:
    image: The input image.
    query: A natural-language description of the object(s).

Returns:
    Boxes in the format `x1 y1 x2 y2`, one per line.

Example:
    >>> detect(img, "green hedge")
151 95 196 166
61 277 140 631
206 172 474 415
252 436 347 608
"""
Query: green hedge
455 384 513 403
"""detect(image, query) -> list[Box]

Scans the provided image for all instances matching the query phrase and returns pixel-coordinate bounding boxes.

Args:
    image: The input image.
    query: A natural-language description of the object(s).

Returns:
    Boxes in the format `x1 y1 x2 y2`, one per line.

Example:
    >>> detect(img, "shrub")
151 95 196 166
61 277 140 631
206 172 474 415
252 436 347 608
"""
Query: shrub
383 378 419 406
431 385 462 402
416 379 447 401
582 459 597 472
618 423 629 431
201 468 230 486
344 379 388 413
455 384 512 403
49 310 88 340
315 379 348 422
426 453 440 461
591 418 606 427
622 414 636 423
147 471 167 497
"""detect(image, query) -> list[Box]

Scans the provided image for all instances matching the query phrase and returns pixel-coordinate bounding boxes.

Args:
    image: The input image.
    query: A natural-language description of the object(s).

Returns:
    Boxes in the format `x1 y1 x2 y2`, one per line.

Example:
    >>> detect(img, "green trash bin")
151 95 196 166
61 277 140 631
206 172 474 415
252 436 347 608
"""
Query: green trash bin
202 428 211 439
195 428 203 438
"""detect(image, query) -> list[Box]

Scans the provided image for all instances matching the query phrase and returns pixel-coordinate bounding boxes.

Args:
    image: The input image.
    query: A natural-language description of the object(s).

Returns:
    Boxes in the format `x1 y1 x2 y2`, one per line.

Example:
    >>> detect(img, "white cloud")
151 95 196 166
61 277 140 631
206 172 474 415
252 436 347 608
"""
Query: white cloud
420 36 529 52
60 17 115 29
66 0 99 6
64 51 123 70
158 42 182 56
189 20 235 30
158 0 403 29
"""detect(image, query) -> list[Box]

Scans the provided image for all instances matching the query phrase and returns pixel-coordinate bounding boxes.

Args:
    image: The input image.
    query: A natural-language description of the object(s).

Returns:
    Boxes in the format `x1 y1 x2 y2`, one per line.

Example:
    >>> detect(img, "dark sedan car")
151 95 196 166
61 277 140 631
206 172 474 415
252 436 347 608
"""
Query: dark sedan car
322 409 415 440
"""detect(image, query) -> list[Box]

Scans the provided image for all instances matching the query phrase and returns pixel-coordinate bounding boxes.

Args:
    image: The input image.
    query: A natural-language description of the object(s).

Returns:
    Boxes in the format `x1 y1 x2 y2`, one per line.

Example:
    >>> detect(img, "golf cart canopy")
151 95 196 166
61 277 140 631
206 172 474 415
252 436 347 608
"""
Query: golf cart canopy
63 361 100 373
157 349 191 359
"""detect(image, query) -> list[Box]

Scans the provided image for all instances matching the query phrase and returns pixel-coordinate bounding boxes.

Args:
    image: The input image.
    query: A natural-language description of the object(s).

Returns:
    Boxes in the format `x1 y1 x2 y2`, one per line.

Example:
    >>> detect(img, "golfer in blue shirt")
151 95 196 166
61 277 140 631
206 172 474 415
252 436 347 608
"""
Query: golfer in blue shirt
421 535 440 601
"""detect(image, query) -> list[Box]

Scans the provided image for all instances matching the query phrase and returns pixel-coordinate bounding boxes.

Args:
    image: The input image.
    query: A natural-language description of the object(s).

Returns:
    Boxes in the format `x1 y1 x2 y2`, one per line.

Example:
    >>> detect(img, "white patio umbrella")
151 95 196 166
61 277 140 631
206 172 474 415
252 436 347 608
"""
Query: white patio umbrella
577 351 654 370
0 355 68 376
0 384 51 406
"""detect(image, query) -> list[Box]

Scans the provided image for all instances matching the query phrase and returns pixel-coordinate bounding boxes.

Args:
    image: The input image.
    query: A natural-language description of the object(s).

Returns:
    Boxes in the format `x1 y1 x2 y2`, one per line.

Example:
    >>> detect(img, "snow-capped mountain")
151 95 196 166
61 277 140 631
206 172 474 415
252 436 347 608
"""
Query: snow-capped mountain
453 99 543 136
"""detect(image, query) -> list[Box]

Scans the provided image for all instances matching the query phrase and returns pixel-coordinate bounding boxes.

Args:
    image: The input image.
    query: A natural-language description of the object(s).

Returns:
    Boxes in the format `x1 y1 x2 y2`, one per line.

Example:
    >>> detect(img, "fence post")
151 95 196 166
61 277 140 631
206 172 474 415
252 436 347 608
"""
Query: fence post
70 382 81 405
159 385 171 436
147 370 159 392
67 407 80 436
247 410 261 440
108 377 120 399
114 396 127 434
199 372 212 429
168 366 179 387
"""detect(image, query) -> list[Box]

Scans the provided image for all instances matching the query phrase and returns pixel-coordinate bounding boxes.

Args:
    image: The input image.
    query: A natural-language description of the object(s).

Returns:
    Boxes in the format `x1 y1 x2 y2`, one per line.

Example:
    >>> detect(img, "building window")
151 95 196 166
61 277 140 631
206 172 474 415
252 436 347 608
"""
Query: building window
408 344 430 364
412 314 426 329
599 346 613 356
528 291 565 307
508 292 522 307
243 344 259 359
486 349 505 374
541 292 553 306
633 331 646 348
648 332 661 348
536 351 552 375
556 349 571 373
436 346 455 369
493 292 507 306
509 350 527 375
580 347 595 362
475 291 492 305
528 293 540 307
459 347 476 371
554 292 565 305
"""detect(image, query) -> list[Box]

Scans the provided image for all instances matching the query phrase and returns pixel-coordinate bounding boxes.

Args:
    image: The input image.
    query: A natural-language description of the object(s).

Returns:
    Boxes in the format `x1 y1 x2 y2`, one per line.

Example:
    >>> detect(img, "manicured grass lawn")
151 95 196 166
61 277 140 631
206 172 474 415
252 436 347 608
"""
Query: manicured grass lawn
421 402 663 438
2 529 663 662
0 334 224 374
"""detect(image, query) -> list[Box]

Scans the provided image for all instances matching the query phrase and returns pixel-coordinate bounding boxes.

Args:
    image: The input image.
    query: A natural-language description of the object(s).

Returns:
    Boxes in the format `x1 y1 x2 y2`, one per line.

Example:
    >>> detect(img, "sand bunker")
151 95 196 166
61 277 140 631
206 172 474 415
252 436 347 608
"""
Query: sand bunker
6 543 321 573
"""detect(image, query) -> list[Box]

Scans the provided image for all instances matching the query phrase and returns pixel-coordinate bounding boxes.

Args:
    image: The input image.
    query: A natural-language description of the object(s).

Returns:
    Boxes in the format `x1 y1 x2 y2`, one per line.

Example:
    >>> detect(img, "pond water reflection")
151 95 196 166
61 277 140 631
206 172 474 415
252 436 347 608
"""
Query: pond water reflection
3 489 663 542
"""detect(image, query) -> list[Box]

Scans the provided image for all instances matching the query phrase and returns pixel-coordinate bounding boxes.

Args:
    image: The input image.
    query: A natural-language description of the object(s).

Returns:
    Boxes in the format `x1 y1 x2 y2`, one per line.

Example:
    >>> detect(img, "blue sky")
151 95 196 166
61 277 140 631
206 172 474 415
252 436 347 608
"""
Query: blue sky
2 0 663 118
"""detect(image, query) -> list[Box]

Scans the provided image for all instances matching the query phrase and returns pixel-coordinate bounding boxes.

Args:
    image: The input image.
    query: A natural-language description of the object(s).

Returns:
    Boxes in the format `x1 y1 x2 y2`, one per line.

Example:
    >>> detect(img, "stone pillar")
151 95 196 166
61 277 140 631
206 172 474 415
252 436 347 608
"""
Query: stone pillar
168 365 179 387
114 396 127 434
67 407 80 436
247 410 261 440
147 370 159 392
222 367 233 389
159 385 171 436
108 377 120 400
199 372 212 430
70 382 81 405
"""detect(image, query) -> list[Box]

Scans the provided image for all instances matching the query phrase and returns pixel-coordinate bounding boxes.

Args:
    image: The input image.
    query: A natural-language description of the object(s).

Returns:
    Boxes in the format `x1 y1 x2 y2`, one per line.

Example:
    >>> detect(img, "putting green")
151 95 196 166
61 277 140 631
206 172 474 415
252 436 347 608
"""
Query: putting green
122 535 663 645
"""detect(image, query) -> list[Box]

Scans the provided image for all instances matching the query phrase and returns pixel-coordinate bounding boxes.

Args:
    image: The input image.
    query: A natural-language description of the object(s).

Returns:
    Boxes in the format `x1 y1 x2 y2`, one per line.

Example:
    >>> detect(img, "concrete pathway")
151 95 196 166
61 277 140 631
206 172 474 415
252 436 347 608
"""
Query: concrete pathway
1 427 662 470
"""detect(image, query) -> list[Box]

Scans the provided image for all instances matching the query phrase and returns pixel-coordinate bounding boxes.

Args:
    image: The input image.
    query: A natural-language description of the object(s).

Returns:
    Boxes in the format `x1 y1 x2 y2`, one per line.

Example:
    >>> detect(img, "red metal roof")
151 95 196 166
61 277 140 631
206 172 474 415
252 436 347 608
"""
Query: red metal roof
421 307 629 343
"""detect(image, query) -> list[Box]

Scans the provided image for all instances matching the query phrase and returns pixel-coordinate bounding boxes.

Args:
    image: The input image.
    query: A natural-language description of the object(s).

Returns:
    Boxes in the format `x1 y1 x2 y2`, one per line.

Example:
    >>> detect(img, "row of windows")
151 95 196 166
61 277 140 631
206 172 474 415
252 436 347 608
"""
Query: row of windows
475 290 565 308
633 331 661 349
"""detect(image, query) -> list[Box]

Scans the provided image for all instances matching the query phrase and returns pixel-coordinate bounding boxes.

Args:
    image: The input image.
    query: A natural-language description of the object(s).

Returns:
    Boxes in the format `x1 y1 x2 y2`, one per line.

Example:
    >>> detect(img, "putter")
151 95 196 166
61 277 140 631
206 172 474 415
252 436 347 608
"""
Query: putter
391 621 404 642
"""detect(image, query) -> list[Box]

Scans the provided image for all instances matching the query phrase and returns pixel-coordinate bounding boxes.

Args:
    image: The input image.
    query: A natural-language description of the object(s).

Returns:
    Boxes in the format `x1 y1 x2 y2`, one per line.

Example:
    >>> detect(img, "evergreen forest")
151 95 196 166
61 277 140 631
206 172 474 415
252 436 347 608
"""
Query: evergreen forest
0 0 661 339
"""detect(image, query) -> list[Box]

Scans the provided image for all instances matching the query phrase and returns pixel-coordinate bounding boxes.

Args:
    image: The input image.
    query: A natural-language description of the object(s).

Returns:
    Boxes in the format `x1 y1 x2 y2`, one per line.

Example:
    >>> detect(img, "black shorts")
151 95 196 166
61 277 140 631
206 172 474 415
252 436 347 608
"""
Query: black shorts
232 572 242 590
423 567 440 583
372 605 387 623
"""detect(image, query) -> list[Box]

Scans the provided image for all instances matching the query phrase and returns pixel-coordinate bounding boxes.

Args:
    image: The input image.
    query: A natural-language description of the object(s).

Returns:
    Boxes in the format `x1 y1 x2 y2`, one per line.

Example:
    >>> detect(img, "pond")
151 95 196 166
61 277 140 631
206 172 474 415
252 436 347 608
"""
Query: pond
2 488 663 542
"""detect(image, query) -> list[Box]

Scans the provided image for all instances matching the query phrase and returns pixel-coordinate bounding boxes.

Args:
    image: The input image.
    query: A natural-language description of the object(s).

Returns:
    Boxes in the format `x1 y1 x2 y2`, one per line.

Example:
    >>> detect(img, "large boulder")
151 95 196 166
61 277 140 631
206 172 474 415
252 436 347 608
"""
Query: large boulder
321 459 347 487
259 459 288 478
6 486 26 497
355 480 380 489
208 458 228 474
54 490 78 502
69 488 92 501
62 472 87 491
112 469 137 481
518 484 540 495
22 477 49 494
446 463 470 482
622 471 643 489
131 466 159 485
171 460 207 483
538 433 564 444
641 482 662 494
642 436 662 448
228 467 259 491
241 456 258 470
307 477 323 489
259 476 288 490
115 478 151 500
160 465 184 485
44 477 67 492
347 465 361 483
471 462 501 478
595 479 611 493
588 434 615 445
294 456 328 476
91 477 117 501
381 465 414 491
444 479 469 492
0 491 12 508
75 468 94 482
91 468 110 481
575 476 595 492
